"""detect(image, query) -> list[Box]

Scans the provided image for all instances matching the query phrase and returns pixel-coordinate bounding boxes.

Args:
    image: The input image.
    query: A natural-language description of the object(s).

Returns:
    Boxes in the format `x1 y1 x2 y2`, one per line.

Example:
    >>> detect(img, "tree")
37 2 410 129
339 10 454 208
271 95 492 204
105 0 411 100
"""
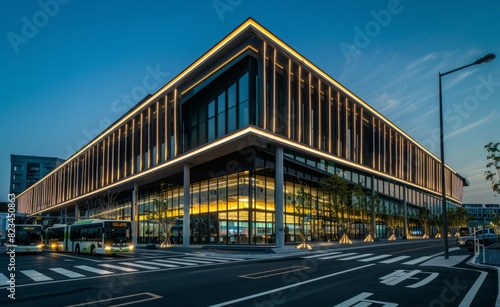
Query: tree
352 184 380 242
490 212 500 242
382 203 403 240
294 187 313 249
320 173 353 244
447 207 472 235
485 142 500 195
431 212 443 238
147 182 177 248
418 207 431 238
86 190 118 219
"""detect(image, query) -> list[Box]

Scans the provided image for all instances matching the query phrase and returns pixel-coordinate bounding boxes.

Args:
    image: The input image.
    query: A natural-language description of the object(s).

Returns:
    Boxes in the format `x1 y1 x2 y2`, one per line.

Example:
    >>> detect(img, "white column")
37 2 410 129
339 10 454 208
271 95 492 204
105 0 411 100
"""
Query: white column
74 204 78 223
403 185 408 238
275 146 284 248
183 164 191 247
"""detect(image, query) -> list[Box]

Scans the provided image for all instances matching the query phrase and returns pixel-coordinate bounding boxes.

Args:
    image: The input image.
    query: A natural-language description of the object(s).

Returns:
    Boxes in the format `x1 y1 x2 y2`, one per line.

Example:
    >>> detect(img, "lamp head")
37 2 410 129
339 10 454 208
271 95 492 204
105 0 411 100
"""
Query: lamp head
474 53 496 65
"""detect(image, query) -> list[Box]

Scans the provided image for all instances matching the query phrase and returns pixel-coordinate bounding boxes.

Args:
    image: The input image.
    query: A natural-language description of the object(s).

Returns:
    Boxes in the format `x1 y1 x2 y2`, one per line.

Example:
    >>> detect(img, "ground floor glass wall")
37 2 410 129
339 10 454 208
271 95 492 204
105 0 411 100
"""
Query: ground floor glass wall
81 156 450 245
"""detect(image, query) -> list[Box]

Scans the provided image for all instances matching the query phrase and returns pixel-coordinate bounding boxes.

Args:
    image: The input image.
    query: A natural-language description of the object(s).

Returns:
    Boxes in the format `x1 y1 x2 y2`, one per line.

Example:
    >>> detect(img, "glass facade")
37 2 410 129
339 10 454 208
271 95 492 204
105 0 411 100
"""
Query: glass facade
17 19 466 245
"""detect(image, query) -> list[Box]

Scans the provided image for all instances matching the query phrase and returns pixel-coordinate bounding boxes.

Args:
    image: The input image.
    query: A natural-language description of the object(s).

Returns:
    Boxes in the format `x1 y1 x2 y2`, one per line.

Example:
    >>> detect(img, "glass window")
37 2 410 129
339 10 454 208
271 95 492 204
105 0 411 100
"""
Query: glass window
208 100 215 118
218 92 226 112
228 83 236 108
239 72 249 102
208 118 215 142
228 106 236 133
217 113 225 137
238 100 249 128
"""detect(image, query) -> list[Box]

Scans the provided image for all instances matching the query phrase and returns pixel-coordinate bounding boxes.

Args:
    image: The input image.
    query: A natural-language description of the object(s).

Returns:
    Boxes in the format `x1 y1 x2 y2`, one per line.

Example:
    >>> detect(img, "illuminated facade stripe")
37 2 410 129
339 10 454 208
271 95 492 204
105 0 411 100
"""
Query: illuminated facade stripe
18 18 465 223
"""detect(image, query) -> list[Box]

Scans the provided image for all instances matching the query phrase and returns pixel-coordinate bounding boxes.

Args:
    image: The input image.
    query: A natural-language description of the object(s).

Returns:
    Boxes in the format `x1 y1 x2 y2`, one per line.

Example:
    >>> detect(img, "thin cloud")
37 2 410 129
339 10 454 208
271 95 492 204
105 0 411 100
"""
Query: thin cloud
446 111 500 138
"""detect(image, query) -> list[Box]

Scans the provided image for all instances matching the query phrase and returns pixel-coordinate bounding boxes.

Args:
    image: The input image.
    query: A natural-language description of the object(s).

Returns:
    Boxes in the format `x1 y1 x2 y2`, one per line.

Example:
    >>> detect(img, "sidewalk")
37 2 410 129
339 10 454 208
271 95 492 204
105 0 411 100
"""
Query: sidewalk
135 238 468 260
473 244 500 267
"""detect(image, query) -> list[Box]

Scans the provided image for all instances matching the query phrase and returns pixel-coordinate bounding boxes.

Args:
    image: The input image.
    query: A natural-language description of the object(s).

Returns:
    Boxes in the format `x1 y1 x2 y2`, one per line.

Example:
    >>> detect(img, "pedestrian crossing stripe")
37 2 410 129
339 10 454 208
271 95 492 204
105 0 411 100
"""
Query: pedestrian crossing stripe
152 259 198 266
401 256 434 265
167 257 215 264
98 263 138 272
185 257 229 263
301 252 448 266
318 252 358 260
302 252 342 259
358 254 392 262
1 256 242 285
120 262 161 270
49 268 86 278
338 253 374 261
75 265 114 275
0 273 8 285
21 270 53 282
378 255 411 264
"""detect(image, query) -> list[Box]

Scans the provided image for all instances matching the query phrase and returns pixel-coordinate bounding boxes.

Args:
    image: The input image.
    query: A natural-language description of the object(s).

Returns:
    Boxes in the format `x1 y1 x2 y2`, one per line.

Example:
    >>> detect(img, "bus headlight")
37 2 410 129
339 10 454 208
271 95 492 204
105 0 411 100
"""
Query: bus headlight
104 246 112 251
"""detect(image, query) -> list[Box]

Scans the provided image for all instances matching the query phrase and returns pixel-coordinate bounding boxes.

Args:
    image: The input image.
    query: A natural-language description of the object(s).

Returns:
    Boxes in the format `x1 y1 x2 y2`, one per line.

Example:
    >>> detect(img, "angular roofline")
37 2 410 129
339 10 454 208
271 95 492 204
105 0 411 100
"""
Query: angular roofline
18 17 464 197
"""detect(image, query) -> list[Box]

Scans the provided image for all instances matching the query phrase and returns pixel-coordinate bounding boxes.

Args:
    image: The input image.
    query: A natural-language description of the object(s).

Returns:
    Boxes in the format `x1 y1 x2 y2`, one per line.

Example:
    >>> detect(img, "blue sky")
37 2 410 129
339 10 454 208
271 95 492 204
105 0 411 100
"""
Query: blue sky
1 0 499 204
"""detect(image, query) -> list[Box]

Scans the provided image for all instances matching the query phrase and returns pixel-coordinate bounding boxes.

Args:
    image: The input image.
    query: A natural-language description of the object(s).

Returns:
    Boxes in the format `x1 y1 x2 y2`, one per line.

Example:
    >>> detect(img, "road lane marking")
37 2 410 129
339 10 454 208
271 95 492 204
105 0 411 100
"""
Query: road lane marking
239 266 311 279
459 271 488 307
168 257 215 264
208 264 375 307
98 263 138 272
379 255 410 264
64 292 162 307
406 272 439 288
358 254 392 262
334 292 398 307
75 265 113 275
185 257 230 262
153 259 197 266
302 252 342 259
319 252 358 260
0 273 9 284
402 256 433 265
21 270 53 282
380 269 422 285
194 256 244 261
390 244 442 254
120 262 161 269
338 253 374 261
136 260 178 268
49 268 86 278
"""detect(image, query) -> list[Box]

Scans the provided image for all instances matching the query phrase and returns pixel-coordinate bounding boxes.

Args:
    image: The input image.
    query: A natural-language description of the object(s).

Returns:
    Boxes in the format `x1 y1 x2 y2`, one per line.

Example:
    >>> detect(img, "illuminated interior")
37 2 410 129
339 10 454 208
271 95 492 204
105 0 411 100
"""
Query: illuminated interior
17 18 467 245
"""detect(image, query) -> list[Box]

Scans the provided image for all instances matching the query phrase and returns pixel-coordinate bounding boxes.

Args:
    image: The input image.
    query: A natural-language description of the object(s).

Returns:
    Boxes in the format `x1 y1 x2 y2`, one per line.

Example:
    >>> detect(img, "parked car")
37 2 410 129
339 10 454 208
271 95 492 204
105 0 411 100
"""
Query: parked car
456 228 498 251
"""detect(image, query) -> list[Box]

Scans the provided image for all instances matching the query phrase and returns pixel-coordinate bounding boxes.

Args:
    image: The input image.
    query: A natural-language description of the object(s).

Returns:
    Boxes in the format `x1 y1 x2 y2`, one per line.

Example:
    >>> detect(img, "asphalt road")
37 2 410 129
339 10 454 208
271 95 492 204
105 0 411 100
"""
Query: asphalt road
1 238 498 306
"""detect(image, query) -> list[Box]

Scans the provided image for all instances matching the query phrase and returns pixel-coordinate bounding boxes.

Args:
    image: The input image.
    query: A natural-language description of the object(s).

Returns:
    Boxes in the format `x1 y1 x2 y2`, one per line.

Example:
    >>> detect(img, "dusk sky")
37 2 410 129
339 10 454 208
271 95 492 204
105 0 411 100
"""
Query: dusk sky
1 0 499 205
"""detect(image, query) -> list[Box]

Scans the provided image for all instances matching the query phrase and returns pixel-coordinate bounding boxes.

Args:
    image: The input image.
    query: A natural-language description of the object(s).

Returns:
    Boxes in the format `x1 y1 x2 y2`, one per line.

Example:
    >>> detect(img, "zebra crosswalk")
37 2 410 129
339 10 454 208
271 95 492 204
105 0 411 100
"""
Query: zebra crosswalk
0 255 243 285
301 249 460 266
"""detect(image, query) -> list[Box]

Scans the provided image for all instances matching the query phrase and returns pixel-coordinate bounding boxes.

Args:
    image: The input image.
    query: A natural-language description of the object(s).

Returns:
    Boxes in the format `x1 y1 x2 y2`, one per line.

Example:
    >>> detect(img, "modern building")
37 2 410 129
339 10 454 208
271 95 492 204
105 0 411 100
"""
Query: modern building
10 154 65 195
461 203 500 227
17 18 467 247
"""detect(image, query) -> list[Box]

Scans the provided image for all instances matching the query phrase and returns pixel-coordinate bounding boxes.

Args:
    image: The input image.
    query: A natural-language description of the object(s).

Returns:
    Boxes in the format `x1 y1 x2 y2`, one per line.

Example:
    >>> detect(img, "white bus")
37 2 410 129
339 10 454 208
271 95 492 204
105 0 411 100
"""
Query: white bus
5 224 43 254
46 219 133 255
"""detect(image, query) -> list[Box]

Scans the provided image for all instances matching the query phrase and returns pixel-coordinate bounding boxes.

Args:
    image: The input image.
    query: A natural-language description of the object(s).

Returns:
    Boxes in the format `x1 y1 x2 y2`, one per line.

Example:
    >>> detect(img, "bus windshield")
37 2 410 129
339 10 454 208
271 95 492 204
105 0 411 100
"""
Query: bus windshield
104 222 131 244
16 227 43 246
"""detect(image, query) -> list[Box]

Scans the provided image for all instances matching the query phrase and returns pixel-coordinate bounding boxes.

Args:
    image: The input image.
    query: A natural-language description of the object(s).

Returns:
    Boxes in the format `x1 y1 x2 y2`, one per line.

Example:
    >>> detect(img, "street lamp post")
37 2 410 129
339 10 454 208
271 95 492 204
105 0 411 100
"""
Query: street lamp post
439 53 495 259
